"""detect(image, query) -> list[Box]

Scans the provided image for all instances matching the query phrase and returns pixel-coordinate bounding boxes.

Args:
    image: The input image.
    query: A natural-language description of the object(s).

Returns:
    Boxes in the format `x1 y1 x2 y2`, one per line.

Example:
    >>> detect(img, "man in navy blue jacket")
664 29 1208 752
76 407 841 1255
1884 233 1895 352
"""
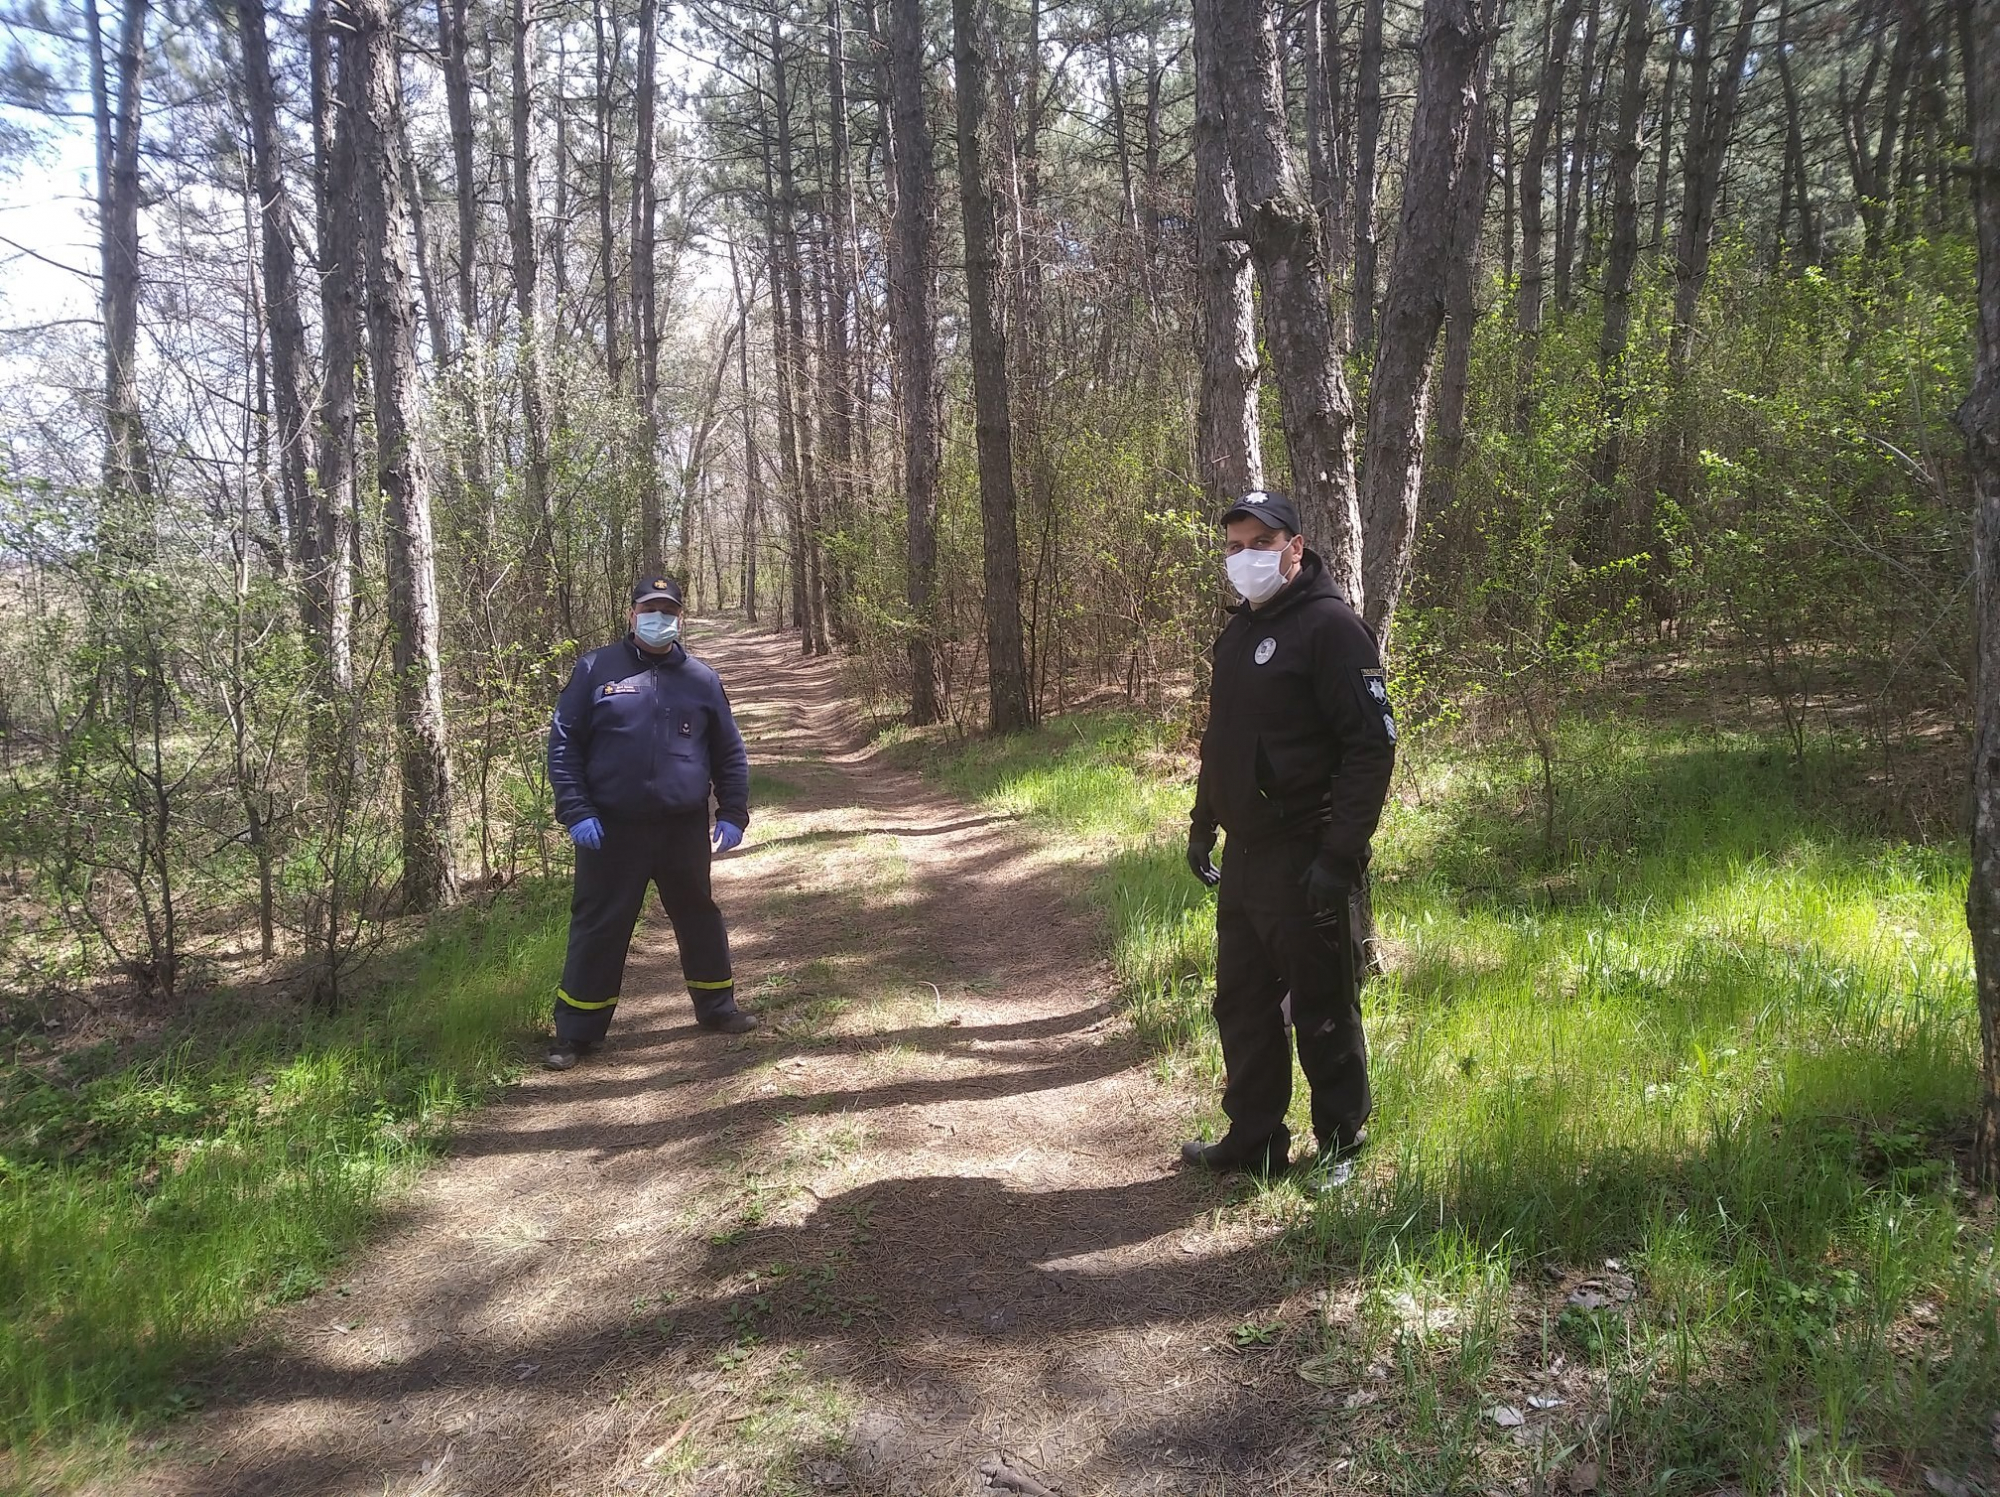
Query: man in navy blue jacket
544 574 756 1069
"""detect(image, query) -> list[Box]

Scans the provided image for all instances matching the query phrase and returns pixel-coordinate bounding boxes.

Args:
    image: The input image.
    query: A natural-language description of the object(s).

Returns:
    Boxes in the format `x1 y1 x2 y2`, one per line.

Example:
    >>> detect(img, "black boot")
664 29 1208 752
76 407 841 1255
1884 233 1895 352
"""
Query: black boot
544 1037 598 1071
1179 1125 1291 1175
699 1009 760 1035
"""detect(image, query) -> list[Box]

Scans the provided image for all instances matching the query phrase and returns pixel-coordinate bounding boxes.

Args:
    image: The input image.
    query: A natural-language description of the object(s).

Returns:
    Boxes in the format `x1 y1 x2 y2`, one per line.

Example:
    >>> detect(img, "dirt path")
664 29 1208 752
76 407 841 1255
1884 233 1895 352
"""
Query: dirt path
102 628 1335 1497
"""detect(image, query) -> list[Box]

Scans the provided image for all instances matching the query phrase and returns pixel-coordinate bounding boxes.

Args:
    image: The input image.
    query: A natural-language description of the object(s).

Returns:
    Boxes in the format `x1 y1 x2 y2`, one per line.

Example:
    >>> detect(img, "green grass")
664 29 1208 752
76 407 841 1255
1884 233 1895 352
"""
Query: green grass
0 880 565 1466
915 709 1995 1494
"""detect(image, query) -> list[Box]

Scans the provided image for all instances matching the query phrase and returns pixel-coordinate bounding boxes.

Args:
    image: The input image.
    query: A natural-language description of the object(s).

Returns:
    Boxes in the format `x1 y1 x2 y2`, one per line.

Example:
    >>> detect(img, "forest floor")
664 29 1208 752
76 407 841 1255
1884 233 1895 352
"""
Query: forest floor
82 624 1328 1497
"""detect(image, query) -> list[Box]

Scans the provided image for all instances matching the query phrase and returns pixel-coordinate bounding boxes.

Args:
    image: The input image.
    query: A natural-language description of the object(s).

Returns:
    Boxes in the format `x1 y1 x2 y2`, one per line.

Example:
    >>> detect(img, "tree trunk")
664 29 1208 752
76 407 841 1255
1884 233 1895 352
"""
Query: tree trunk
1351 0 1385 350
955 0 1032 733
1194 0 1264 507
732 245 761 625
1670 0 1763 368
1957 0 2000 1185
1208 0 1365 601
509 0 560 630
1649 22 1681 254
770 15 828 656
237 0 310 597
1556 0 1602 309
1774 0 1816 262
1303 0 1350 280
1513 0 1586 428
822 0 860 645
309 0 355 690
886 0 941 725
438 0 494 606
1358 0 1495 637
1421 76 1494 523
594 0 622 387
634 0 663 569
1590 0 1651 506
342 0 458 912
86 0 151 557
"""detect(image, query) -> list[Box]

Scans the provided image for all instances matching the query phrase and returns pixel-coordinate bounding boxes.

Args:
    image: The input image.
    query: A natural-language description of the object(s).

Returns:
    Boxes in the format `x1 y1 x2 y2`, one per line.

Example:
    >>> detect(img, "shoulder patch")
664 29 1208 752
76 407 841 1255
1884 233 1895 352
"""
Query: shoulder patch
1362 667 1389 706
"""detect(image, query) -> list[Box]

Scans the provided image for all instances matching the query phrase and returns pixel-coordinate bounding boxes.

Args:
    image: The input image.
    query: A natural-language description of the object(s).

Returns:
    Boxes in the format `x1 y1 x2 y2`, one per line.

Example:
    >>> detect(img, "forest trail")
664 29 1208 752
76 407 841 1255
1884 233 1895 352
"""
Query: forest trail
99 626 1332 1497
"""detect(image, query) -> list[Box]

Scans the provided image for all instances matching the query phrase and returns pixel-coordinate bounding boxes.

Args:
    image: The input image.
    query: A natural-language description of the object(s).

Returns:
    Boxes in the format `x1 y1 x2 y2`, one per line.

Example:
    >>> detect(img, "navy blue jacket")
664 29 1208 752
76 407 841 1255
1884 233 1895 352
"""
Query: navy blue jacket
548 637 751 831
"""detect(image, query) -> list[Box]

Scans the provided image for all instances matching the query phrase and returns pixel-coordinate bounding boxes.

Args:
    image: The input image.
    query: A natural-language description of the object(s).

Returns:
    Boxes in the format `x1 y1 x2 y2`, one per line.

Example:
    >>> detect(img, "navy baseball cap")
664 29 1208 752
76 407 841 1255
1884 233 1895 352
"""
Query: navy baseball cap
1219 489 1301 535
631 573 684 608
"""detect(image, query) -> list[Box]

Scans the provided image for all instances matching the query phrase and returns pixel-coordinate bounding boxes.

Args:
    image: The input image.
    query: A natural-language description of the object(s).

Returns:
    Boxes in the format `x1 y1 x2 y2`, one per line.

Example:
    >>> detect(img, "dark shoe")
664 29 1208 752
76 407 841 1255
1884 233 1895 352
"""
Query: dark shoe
544 1037 598 1071
699 1009 760 1035
1178 1125 1291 1175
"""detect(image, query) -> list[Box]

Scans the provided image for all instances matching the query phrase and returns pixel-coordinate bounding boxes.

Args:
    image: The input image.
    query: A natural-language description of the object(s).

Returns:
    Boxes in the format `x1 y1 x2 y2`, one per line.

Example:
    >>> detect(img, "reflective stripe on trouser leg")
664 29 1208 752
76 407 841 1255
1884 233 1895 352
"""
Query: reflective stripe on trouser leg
555 832 651 1044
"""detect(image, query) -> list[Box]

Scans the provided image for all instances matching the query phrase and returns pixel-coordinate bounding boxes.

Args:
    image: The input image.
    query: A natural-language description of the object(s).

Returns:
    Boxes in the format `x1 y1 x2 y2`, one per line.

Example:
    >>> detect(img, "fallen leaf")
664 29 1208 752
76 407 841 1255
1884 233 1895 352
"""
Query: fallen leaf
1567 1460 1599 1493
1567 1289 1613 1311
1343 1389 1380 1410
1529 1395 1566 1410
1490 1405 1526 1428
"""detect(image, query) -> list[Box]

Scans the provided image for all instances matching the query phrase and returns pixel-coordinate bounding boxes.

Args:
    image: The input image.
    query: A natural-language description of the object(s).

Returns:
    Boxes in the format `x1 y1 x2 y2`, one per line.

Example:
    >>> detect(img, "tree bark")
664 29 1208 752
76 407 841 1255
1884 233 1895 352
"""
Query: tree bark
509 0 560 630
886 0 941 724
955 0 1032 733
1194 0 1264 507
634 0 663 569
594 0 622 387
1351 0 1385 350
86 0 151 557
1513 0 1586 429
1422 75 1494 524
1670 0 1763 367
341 0 458 912
1358 0 1495 637
1590 0 1651 505
732 245 761 624
309 0 355 690
1302 0 1350 279
770 15 828 656
437 0 494 603
237 0 310 595
1774 0 1816 262
1208 0 1364 602
1555 0 1602 309
1957 0 2000 1186
821 0 859 645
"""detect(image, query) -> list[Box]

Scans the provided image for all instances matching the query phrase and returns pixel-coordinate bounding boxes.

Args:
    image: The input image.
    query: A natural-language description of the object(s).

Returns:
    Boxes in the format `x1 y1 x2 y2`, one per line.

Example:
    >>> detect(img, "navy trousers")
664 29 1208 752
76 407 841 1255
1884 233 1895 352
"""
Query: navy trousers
554 812 738 1043
1212 834 1371 1150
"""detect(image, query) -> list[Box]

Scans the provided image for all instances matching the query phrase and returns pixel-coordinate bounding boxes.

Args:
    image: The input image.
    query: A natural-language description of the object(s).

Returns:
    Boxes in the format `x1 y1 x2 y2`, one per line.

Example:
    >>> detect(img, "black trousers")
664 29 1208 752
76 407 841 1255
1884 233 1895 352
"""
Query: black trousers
554 812 738 1044
1212 833 1371 1150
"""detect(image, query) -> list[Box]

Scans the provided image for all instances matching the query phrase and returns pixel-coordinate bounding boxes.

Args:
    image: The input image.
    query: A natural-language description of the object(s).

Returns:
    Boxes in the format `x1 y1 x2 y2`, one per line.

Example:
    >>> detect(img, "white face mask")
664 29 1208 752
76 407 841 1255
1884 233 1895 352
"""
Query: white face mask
1226 548 1288 605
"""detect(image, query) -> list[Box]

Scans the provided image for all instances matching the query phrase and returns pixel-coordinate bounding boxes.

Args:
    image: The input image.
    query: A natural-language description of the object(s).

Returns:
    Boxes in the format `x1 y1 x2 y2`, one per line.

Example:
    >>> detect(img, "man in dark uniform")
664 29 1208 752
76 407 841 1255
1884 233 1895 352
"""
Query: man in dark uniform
1183 490 1397 1177
544 575 757 1070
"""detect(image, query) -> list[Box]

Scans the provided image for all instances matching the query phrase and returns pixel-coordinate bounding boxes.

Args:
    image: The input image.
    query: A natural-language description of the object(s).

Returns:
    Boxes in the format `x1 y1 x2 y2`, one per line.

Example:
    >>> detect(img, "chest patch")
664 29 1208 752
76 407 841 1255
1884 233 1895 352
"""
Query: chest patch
1254 638 1277 666
601 681 642 697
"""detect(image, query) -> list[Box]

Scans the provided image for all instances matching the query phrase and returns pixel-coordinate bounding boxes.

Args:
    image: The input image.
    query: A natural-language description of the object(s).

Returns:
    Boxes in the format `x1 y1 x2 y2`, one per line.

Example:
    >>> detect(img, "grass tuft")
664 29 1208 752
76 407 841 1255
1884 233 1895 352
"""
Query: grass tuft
0 881 565 1459
918 709 1994 1491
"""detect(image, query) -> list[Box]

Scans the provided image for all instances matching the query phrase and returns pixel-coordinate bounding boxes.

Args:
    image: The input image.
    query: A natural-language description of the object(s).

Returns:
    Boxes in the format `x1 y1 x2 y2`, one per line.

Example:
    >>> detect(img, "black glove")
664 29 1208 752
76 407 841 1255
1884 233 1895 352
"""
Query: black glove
1303 852 1362 917
1186 826 1221 888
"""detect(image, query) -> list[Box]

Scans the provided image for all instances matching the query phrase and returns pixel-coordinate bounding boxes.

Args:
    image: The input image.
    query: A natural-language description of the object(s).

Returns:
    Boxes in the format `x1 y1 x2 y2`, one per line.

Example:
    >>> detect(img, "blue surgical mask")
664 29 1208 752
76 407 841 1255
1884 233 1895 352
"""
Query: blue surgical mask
634 612 680 649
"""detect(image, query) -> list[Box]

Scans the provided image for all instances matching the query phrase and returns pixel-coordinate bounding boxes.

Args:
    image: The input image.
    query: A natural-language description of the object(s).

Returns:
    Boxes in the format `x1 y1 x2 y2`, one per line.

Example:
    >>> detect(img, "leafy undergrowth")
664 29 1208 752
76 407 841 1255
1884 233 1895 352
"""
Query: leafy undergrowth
911 708 1995 1495
0 880 564 1471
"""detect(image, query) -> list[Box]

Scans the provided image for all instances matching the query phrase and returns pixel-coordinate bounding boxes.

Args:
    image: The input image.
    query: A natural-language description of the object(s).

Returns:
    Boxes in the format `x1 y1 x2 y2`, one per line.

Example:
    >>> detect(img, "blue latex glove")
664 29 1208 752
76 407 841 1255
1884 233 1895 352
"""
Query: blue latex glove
569 816 604 850
711 820 744 854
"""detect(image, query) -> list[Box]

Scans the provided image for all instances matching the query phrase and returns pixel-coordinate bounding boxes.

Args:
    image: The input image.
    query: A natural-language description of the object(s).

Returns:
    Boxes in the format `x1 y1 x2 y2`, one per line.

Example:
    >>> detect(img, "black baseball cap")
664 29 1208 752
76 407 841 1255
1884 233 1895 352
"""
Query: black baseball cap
1219 489 1301 536
631 573 684 608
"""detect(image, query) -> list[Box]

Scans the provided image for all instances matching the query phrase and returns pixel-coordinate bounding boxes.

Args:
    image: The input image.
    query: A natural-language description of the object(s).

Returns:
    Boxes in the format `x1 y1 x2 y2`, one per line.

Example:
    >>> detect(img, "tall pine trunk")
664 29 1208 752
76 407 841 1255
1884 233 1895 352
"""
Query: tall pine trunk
1958 0 2000 1186
1207 0 1365 601
309 0 356 690
342 0 458 912
886 0 941 724
954 0 1032 732
1358 0 1495 637
1194 0 1264 506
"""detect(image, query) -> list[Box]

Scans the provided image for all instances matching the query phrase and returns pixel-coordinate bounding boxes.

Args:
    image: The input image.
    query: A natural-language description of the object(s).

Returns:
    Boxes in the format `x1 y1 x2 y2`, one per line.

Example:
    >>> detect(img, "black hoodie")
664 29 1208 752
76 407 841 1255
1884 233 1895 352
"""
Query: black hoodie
1190 548 1396 866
